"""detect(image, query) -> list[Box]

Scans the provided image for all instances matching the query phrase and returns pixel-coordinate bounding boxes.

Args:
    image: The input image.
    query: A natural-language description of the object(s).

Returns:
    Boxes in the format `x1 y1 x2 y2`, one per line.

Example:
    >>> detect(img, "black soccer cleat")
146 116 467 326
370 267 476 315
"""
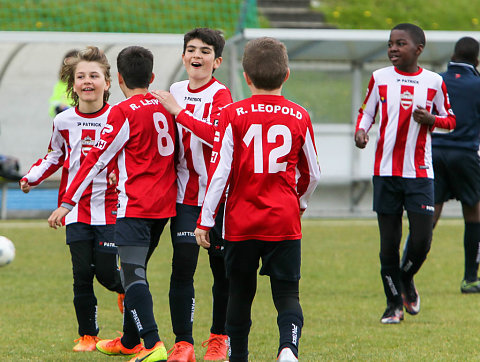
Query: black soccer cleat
401 278 420 315
380 304 404 324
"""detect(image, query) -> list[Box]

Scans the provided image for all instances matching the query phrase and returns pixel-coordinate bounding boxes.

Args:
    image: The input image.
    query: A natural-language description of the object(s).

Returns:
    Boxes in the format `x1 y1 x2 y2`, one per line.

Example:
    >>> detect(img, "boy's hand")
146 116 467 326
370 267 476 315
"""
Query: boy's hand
413 105 435 126
355 129 369 149
108 171 117 185
47 206 70 229
194 227 210 249
19 179 31 194
151 90 183 117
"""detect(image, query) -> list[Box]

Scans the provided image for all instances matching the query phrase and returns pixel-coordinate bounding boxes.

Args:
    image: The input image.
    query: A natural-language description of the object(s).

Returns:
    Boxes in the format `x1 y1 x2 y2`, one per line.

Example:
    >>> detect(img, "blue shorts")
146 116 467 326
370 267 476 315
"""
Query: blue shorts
170 203 225 256
224 239 301 281
65 222 117 254
433 147 480 207
115 217 169 247
373 176 434 215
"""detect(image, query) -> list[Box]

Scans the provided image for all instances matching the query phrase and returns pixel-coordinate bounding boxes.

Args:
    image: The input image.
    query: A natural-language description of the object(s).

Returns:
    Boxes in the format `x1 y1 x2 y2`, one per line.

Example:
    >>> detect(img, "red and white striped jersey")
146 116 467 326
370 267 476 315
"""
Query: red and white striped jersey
22 105 117 225
198 94 321 242
61 93 177 219
170 77 232 206
356 66 456 179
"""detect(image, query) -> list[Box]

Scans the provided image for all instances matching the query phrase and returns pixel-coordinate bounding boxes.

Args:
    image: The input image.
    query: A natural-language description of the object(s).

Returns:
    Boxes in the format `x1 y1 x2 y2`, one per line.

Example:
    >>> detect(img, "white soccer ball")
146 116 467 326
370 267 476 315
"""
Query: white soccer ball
0 236 15 266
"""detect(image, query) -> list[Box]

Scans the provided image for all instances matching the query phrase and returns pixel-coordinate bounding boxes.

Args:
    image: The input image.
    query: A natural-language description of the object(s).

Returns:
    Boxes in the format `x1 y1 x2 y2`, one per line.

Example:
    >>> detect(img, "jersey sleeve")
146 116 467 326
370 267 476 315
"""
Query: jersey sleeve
22 119 65 186
431 80 456 131
296 116 321 211
355 74 379 133
175 88 232 147
61 106 129 206
197 110 233 229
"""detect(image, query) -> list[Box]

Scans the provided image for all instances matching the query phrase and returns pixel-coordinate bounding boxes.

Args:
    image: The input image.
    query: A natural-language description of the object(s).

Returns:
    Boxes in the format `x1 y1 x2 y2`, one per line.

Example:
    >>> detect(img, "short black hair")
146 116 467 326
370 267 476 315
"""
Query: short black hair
117 46 153 89
392 23 426 46
452 37 479 64
183 28 225 59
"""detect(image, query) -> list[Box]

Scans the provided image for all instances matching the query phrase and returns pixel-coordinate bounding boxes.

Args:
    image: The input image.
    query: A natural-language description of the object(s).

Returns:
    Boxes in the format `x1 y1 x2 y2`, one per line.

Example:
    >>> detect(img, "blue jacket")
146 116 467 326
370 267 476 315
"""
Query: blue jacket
433 62 480 150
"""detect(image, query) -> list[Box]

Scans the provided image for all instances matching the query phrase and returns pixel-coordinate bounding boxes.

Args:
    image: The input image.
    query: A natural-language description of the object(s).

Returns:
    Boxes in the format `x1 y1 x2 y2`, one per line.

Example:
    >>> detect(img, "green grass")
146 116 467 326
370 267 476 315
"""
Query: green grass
0 218 478 360
315 0 480 31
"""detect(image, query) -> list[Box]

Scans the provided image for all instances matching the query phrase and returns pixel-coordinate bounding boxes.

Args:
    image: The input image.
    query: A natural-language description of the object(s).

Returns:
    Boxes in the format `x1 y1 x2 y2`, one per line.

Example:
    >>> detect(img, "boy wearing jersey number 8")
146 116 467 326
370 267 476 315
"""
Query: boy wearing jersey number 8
48 46 177 362
21 46 124 352
355 23 456 324
152 28 232 362
195 37 321 362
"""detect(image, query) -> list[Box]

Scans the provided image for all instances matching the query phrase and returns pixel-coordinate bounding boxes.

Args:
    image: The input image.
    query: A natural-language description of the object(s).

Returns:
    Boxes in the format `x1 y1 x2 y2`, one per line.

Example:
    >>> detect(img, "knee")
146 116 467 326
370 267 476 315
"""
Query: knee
171 244 199 282
121 262 147 292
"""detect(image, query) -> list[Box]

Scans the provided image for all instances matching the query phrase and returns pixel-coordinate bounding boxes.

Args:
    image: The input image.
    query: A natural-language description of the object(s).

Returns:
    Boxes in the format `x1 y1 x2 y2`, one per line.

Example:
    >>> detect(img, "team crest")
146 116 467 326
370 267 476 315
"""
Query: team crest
400 90 414 110
81 135 95 156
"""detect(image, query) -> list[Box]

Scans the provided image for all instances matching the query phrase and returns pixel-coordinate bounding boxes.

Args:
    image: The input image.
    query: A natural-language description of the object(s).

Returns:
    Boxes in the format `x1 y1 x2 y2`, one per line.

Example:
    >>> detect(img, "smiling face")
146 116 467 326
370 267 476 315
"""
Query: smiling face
388 29 424 73
73 61 110 111
182 38 222 89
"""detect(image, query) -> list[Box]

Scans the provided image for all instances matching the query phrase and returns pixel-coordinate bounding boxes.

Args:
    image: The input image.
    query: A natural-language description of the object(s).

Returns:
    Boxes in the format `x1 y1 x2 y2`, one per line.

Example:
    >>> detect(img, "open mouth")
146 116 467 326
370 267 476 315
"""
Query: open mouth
191 62 202 68
82 87 94 91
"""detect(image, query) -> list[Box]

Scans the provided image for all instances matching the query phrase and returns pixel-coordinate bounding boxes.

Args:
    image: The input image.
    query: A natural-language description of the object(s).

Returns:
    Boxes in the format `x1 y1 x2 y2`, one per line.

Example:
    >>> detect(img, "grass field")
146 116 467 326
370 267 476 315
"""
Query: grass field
0 218 479 361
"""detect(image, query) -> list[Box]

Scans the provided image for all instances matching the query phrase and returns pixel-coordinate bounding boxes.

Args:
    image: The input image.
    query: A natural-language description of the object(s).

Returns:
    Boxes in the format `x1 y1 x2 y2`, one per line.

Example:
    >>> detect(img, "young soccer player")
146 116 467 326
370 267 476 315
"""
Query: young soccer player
432 37 480 293
194 37 321 362
354 23 456 324
48 46 177 361
20 46 125 352
151 28 232 361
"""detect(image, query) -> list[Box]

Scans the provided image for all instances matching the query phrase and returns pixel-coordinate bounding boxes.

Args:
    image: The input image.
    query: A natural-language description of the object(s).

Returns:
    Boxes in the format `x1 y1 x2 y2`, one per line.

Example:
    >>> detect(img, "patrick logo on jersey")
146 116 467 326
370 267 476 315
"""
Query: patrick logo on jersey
400 90 414 110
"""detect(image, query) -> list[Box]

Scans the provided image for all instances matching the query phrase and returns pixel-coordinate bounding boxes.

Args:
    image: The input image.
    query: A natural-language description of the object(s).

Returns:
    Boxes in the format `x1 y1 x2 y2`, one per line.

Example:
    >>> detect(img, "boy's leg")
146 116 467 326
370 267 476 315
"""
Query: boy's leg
69 240 98 337
92 225 124 294
271 278 303 358
224 240 260 362
67 223 98 337
377 213 403 307
168 204 200 345
461 202 480 284
116 218 168 350
400 211 433 281
208 253 228 335
259 239 302 358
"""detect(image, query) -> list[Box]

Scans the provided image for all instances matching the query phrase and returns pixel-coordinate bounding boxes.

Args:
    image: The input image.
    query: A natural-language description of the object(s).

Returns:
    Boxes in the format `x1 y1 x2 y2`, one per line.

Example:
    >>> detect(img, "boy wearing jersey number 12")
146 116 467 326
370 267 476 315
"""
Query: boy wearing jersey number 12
152 28 232 361
195 37 321 362
355 23 456 324
49 46 177 362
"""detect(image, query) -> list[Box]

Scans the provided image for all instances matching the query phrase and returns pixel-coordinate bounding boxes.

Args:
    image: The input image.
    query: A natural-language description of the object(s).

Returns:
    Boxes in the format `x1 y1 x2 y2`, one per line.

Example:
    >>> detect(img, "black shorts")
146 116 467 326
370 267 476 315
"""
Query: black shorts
433 147 480 206
224 239 301 281
170 203 225 256
373 176 434 215
66 222 117 254
115 217 169 247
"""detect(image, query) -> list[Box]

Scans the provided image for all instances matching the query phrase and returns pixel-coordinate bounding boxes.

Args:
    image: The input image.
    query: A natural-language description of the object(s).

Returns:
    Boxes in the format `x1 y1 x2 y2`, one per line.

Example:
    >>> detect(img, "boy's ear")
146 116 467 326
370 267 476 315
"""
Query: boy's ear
213 57 223 71
150 73 155 84
118 72 124 85
415 44 424 56
243 72 253 85
284 68 290 83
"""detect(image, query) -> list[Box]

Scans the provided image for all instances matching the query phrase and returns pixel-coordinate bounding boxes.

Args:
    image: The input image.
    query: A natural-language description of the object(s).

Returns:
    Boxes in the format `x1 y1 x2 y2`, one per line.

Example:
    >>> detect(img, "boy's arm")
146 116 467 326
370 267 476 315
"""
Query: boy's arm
355 75 378 147
296 117 321 213
20 120 65 192
48 107 128 228
195 112 233 242
427 81 456 131
152 88 232 147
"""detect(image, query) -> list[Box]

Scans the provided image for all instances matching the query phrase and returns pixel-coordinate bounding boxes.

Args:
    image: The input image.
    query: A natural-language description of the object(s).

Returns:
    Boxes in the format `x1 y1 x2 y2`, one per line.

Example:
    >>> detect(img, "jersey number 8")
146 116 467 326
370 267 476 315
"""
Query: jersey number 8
153 112 175 156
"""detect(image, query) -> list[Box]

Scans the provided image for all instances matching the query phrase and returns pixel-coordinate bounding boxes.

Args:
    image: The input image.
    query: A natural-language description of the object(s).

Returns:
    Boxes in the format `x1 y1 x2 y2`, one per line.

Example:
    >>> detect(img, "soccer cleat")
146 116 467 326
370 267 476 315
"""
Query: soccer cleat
73 335 100 352
380 304 404 324
118 293 125 314
202 333 228 361
401 278 420 315
167 341 196 362
128 341 167 362
277 347 298 362
461 279 480 293
96 336 143 356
